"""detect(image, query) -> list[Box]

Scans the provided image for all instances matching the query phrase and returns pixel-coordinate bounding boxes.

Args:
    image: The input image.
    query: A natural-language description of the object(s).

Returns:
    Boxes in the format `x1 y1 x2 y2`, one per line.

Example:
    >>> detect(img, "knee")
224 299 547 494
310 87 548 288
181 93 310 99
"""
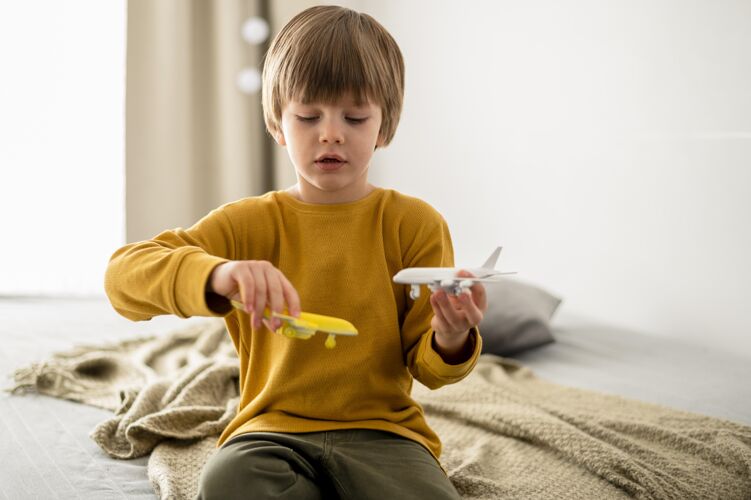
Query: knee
197 447 249 500
196 440 320 500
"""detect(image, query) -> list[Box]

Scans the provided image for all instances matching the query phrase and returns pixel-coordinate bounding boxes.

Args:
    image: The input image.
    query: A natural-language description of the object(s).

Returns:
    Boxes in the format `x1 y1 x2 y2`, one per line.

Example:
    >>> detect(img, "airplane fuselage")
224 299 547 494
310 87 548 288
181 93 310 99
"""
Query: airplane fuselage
392 267 498 284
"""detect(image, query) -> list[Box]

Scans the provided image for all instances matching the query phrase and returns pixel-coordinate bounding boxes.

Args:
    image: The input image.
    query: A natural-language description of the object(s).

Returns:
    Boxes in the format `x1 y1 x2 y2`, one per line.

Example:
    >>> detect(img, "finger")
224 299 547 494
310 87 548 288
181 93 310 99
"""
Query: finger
435 289 465 332
447 292 465 310
236 267 255 314
448 293 475 331
249 264 267 329
264 266 285 329
459 291 484 326
262 318 276 333
446 290 479 331
455 269 487 312
279 273 301 317
470 283 487 312
430 292 451 333
455 269 475 278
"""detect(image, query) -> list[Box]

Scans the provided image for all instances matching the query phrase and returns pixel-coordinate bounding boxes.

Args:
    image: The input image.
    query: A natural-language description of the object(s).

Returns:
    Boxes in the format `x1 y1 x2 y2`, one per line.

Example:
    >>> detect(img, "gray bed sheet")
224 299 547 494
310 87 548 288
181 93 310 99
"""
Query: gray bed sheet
521 312 751 426
0 297 191 500
1 297 749 499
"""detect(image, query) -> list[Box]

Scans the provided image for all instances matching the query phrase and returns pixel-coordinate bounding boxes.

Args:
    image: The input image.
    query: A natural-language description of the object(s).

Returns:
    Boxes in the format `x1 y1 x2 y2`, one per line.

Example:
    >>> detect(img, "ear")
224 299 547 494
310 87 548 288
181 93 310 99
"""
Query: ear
273 129 286 146
375 133 386 149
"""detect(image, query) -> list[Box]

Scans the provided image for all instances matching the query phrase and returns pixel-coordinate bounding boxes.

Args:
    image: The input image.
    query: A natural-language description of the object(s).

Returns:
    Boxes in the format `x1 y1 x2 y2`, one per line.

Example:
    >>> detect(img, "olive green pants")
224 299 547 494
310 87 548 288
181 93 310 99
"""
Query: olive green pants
197 429 461 500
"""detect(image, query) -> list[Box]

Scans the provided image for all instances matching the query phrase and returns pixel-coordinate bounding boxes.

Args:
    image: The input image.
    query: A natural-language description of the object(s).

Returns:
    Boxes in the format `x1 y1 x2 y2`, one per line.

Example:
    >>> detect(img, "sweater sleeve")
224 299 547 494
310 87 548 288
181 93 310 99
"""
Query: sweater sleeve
104 206 236 321
400 208 482 390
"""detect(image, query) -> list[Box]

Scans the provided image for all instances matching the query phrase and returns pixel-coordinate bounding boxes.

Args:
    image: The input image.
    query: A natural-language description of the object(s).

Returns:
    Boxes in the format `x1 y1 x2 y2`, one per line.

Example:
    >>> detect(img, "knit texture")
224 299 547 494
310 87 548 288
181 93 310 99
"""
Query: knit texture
10 319 751 499
103 188 481 458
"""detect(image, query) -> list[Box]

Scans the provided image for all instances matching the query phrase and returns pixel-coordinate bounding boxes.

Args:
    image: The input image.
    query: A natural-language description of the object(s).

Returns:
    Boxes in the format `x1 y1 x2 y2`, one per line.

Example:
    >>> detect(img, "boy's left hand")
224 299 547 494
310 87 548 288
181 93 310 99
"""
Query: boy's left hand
429 270 487 353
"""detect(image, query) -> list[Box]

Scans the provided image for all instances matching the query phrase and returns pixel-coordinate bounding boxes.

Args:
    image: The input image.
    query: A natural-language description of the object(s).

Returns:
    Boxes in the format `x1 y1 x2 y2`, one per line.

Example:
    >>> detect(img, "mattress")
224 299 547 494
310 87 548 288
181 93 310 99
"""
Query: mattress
519 312 751 426
0 297 189 499
1 297 749 498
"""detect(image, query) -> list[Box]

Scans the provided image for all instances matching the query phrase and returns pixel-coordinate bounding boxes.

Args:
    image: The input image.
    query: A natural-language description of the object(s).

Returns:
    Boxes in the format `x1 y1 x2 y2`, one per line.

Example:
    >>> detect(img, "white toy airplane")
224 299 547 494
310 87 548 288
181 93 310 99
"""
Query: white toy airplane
392 246 516 299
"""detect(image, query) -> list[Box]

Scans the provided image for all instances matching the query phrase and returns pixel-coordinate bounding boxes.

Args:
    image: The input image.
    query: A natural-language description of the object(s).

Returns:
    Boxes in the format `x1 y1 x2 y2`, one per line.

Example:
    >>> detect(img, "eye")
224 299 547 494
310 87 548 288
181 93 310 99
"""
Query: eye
295 115 318 122
346 117 368 124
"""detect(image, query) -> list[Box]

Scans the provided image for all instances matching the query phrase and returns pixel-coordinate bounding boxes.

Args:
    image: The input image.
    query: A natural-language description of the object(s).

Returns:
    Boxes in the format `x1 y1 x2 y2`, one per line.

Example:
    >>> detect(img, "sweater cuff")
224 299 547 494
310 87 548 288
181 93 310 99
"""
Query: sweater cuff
173 250 230 318
418 327 482 382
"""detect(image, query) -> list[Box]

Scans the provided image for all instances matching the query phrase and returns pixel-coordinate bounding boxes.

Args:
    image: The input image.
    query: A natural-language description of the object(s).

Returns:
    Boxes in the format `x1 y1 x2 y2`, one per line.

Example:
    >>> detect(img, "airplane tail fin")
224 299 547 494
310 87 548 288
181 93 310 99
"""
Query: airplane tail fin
481 247 502 269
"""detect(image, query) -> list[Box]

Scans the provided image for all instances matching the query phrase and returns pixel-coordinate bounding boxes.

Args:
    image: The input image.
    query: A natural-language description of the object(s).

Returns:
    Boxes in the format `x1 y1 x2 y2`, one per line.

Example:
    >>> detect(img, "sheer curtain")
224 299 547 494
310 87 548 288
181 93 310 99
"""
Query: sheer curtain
126 0 275 243
125 0 367 242
0 0 126 296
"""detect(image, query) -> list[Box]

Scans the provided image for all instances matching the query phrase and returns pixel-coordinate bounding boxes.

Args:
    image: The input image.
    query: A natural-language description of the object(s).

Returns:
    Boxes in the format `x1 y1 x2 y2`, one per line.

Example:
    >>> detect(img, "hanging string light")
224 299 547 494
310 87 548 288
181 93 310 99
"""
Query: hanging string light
236 14 269 94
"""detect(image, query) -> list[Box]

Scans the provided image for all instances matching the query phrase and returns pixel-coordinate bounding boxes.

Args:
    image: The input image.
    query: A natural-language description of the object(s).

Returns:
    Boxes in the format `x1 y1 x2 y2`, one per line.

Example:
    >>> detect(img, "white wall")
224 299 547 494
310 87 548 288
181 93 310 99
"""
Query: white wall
0 1 125 296
364 1 751 352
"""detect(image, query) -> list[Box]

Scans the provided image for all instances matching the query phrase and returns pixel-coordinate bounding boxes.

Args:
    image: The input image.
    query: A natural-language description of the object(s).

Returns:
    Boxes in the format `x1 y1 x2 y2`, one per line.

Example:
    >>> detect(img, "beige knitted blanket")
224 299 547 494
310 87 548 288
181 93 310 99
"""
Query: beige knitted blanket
10 319 751 499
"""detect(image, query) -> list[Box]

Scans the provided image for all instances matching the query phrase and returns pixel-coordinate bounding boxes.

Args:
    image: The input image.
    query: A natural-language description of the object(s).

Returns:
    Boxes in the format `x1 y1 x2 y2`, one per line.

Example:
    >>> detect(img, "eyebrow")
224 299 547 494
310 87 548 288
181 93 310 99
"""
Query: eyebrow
292 101 370 111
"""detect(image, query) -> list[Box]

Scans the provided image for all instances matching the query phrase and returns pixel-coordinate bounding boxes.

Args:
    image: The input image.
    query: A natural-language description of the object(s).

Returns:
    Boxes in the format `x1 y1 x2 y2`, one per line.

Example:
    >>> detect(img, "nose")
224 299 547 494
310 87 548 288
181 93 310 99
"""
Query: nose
319 118 344 144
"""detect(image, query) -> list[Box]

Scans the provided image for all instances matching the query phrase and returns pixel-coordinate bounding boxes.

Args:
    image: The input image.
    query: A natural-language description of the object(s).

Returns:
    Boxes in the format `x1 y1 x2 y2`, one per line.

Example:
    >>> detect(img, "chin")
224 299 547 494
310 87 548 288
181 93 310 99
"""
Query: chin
310 176 349 190
317 183 348 194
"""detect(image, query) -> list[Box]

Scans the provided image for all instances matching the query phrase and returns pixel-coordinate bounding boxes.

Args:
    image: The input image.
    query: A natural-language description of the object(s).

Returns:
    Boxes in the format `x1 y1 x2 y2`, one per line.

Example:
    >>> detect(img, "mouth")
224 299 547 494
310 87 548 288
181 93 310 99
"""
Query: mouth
315 154 346 171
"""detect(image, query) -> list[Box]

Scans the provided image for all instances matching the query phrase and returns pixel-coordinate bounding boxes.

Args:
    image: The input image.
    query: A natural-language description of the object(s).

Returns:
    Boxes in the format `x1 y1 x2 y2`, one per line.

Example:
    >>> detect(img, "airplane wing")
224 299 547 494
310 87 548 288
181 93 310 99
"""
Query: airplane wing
297 312 358 336
432 274 516 285
230 301 356 335
425 274 518 295
471 273 517 280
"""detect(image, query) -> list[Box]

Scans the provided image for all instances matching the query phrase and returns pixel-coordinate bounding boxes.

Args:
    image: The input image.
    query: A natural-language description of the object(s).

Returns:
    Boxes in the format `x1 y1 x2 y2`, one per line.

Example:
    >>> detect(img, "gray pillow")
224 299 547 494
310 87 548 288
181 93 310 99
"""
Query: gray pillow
478 277 562 356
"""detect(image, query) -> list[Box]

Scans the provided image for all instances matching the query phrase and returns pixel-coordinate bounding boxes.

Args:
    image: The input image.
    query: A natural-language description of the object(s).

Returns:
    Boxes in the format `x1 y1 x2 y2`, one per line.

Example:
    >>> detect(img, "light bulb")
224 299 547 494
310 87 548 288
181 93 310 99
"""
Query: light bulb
241 17 269 45
236 67 261 94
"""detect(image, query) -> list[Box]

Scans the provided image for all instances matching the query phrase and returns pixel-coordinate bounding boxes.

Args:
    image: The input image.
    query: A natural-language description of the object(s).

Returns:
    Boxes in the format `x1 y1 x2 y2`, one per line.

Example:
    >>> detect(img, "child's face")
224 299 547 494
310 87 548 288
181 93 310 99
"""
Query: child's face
275 94 384 204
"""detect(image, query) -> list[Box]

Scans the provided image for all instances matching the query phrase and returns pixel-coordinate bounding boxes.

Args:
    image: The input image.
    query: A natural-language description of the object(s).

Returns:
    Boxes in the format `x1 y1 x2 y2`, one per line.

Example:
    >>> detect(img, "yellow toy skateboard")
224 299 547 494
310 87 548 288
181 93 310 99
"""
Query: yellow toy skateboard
230 300 358 349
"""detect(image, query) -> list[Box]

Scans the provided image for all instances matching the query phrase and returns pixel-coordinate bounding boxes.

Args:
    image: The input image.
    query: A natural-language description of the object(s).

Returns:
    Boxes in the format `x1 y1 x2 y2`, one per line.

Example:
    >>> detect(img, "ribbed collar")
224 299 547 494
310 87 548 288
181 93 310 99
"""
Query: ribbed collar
274 187 386 214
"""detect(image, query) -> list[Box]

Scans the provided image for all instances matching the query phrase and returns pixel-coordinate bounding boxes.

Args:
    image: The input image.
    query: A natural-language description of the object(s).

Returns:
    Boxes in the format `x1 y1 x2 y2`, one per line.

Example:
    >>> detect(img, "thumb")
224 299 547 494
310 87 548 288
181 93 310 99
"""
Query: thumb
455 269 476 278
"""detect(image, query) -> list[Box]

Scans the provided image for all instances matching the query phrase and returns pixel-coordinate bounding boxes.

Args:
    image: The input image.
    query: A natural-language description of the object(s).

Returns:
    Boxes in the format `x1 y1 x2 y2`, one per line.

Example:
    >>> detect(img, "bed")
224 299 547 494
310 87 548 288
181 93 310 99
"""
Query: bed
1 296 749 498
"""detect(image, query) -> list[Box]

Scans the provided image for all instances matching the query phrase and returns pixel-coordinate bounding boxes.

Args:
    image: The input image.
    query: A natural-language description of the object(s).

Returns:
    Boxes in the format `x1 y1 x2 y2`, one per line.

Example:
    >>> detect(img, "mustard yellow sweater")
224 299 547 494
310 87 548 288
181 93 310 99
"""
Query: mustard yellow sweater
105 188 481 459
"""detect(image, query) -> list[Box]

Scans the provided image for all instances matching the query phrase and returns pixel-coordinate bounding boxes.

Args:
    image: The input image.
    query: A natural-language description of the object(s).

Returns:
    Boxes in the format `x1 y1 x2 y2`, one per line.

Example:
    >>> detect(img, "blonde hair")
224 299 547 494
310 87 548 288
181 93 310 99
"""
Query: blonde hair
262 5 405 146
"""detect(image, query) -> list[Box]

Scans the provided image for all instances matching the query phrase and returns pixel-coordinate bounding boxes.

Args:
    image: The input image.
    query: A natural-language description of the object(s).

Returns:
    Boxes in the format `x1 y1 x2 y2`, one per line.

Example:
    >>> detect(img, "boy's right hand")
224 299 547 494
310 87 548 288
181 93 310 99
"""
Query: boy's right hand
208 261 301 330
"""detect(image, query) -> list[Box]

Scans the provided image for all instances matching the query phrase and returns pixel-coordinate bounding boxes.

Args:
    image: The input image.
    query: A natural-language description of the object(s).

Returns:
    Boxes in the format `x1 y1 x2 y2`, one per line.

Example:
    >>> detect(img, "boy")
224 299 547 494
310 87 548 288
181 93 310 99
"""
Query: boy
105 5 486 499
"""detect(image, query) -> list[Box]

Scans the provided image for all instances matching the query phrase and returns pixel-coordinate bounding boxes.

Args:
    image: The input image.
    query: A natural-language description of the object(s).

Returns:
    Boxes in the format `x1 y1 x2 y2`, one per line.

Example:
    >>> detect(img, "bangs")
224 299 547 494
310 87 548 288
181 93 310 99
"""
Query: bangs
277 12 387 108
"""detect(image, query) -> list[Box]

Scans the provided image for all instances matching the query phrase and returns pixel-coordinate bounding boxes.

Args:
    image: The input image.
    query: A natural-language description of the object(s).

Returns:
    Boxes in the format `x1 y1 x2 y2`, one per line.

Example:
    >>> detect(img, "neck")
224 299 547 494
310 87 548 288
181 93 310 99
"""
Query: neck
287 183 376 205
